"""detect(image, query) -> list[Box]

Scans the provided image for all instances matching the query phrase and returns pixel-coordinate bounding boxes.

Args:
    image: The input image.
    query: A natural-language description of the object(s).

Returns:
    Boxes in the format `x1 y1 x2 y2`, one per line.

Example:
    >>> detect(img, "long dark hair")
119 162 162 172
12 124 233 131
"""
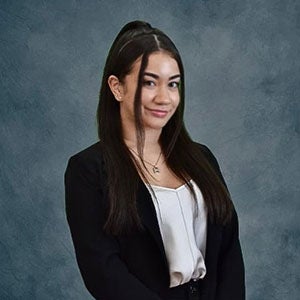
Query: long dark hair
97 21 233 234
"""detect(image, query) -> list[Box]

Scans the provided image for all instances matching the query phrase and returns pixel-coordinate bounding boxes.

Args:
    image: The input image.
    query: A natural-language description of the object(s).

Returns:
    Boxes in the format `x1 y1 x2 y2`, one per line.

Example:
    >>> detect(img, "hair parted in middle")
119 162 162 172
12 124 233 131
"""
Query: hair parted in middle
97 21 233 235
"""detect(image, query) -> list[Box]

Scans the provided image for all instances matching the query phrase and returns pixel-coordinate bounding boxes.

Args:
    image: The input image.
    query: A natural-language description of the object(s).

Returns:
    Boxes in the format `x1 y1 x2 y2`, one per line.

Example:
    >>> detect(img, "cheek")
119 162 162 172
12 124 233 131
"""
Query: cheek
141 92 155 106
174 94 180 108
141 89 154 99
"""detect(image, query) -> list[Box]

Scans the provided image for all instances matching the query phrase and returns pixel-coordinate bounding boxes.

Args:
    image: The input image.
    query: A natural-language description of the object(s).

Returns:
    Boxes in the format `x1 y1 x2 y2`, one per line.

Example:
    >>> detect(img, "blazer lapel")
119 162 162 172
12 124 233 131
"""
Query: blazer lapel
136 178 223 296
136 180 169 271
199 221 222 300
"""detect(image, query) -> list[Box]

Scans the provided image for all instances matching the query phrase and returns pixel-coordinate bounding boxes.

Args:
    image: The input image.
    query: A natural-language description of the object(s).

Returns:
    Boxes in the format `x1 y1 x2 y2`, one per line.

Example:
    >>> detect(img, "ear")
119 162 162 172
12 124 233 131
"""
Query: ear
108 75 123 102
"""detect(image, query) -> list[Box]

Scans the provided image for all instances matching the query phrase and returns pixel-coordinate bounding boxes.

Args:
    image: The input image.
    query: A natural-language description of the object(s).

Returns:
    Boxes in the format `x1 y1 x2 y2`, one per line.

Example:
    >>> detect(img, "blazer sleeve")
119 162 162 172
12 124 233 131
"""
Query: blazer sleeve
64 155 162 300
216 210 245 300
200 144 245 300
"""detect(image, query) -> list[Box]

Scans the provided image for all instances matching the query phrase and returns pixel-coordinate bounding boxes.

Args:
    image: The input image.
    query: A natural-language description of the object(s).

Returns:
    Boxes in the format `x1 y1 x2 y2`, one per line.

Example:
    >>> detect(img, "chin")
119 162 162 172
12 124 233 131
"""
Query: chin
143 120 170 131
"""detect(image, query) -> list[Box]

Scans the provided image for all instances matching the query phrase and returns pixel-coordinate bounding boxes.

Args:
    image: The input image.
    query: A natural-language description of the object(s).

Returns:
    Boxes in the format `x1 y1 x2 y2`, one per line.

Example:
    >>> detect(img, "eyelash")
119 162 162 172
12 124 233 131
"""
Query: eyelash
142 80 180 88
143 80 155 87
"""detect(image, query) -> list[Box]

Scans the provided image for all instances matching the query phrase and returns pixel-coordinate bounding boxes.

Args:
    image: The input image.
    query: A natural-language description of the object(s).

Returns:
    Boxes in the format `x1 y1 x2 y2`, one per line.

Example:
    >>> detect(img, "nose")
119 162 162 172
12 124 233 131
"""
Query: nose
154 86 171 104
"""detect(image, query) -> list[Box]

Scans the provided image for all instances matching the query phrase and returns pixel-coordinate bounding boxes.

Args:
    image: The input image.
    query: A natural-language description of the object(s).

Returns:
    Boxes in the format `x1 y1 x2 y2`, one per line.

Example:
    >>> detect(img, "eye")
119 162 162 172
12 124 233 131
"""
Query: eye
143 80 155 87
168 81 180 89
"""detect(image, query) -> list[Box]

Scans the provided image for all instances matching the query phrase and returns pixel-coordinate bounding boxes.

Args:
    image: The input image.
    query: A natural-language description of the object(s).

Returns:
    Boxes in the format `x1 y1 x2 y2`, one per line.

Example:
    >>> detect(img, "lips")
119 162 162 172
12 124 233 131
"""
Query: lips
146 108 169 118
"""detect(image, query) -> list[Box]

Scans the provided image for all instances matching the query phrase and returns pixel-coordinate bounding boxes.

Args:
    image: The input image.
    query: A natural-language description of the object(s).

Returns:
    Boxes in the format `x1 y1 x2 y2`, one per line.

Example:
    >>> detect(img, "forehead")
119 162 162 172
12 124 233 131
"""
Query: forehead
130 51 180 77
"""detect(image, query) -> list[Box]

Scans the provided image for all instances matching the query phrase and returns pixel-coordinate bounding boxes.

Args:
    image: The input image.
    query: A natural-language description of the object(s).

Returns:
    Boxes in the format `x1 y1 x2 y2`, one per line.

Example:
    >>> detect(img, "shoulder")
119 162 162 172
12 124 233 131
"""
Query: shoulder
67 141 104 167
192 142 221 171
65 141 105 187
192 141 229 191
69 141 103 162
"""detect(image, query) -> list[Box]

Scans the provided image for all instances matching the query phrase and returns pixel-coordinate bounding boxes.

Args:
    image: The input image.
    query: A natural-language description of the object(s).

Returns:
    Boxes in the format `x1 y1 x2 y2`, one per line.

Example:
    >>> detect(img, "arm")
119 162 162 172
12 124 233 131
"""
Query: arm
200 144 245 299
216 210 245 300
64 155 162 300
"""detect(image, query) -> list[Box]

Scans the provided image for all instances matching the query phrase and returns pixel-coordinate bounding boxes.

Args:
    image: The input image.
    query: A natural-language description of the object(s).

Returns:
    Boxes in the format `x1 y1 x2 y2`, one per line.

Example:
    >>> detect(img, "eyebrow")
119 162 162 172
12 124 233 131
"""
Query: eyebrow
143 72 181 80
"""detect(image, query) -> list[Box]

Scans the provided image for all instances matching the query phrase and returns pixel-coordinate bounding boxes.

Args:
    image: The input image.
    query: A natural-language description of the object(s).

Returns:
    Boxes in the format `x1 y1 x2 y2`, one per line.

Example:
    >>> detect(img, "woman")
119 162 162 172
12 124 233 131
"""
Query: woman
65 21 245 300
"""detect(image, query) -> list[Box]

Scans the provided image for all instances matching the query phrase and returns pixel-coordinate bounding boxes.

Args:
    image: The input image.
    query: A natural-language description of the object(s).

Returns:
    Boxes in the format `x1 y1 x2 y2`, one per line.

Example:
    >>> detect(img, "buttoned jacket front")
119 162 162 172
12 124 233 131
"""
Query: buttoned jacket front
65 141 245 300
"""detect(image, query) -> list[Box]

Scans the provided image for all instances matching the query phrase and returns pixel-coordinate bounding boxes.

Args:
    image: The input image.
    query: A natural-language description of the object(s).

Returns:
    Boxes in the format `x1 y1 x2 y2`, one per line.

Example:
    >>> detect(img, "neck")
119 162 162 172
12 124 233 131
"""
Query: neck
123 127 162 152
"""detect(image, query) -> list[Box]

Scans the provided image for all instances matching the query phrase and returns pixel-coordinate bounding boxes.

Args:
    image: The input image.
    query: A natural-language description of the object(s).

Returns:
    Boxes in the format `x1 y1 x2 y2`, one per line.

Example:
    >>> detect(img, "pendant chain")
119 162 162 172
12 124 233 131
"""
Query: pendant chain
129 148 162 174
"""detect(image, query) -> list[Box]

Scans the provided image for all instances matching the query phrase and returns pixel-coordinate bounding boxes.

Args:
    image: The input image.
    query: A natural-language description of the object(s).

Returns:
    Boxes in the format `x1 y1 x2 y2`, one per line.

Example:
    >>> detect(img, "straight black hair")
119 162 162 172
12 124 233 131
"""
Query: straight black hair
97 21 233 234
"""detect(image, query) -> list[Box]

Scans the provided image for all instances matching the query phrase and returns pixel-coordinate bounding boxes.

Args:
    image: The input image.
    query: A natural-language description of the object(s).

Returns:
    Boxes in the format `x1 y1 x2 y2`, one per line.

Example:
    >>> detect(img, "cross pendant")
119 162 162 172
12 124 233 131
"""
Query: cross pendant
153 166 160 174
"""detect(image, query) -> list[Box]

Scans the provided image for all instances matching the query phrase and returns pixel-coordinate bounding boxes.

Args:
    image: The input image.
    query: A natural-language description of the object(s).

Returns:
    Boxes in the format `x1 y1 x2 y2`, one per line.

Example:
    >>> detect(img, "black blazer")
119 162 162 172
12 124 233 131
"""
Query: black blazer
64 141 245 300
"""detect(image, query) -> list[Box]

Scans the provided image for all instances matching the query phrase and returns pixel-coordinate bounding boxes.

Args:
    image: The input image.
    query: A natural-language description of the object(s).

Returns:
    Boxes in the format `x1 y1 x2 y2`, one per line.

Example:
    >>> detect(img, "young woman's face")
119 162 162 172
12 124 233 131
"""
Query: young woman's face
119 51 181 132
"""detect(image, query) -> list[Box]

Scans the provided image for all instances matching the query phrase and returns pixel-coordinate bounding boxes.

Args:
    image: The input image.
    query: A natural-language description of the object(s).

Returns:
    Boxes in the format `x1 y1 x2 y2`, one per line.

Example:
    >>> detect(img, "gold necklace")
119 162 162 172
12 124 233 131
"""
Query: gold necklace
129 148 162 174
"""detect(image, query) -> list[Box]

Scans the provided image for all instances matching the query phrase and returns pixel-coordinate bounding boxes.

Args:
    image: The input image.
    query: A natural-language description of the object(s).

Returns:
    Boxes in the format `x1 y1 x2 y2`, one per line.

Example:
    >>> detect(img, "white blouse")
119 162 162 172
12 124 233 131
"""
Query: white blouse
147 180 207 287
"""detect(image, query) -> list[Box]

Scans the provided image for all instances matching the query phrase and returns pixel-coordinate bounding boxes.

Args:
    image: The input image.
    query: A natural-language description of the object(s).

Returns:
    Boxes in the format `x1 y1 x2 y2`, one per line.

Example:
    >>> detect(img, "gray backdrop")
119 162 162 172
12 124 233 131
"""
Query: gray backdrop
1 1 299 299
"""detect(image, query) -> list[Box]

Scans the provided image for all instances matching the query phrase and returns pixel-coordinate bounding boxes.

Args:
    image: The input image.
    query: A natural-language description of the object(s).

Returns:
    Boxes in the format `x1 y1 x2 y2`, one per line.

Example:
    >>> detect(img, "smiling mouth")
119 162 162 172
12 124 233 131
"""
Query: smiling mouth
146 108 169 118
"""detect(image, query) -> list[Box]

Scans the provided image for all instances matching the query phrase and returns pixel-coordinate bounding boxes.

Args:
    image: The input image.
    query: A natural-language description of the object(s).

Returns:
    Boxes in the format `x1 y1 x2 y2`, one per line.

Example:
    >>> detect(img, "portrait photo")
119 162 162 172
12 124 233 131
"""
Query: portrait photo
0 1 299 299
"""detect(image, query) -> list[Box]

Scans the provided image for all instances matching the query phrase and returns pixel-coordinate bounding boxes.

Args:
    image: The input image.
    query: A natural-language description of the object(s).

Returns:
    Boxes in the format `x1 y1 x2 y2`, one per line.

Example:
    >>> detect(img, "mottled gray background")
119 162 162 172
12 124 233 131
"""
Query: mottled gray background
1 0 299 299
